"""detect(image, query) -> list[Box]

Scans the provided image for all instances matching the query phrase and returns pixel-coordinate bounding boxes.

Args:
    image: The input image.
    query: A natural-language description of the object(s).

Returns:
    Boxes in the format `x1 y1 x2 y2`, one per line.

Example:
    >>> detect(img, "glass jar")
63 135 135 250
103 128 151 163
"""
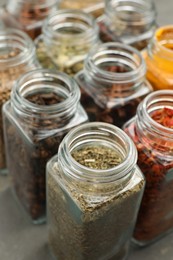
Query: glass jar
76 42 153 127
59 0 104 18
143 25 173 90
0 28 38 173
0 0 58 39
47 122 145 260
3 69 88 224
98 0 157 50
35 10 99 76
124 90 173 245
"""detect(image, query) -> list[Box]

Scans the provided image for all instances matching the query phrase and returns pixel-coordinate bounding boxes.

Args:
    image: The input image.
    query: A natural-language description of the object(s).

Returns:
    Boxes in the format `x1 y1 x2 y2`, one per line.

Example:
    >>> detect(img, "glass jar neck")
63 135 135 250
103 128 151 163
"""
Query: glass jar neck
11 69 81 128
83 42 146 98
6 0 58 20
0 29 36 70
136 90 173 158
42 10 99 48
105 0 156 42
58 122 137 195
147 26 173 73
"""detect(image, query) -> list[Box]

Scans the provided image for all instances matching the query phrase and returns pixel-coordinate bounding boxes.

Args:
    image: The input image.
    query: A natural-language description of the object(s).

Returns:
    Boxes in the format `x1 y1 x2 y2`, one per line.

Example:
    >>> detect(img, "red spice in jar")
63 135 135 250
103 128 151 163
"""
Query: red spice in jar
151 107 173 128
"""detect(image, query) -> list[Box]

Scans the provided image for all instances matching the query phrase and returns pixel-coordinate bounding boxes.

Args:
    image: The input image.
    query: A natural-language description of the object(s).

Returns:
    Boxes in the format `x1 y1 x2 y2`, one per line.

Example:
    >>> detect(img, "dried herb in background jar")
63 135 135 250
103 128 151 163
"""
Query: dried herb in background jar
1 0 58 39
76 42 153 127
3 69 88 223
143 25 173 90
124 90 173 245
97 0 157 50
0 29 38 173
47 122 145 260
35 10 99 76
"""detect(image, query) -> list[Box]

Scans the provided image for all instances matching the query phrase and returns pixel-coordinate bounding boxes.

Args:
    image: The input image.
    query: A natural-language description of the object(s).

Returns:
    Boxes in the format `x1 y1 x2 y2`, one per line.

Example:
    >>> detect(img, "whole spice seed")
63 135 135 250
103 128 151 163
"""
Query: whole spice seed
48 157 144 259
4 92 79 221
124 111 173 243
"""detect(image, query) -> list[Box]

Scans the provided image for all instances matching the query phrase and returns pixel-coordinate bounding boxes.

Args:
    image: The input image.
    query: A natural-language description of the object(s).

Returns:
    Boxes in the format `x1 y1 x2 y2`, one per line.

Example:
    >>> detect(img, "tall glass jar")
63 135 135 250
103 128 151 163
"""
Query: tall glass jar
98 0 157 50
0 28 38 173
76 42 153 127
47 122 145 260
3 69 88 224
35 10 99 76
124 90 173 245
143 25 173 90
59 0 104 18
0 0 58 39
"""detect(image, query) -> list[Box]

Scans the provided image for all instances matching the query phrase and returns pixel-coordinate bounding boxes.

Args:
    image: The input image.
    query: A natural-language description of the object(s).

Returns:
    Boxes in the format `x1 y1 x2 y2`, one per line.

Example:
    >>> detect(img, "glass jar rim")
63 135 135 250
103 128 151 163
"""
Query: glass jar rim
7 0 58 9
58 122 137 183
0 29 35 68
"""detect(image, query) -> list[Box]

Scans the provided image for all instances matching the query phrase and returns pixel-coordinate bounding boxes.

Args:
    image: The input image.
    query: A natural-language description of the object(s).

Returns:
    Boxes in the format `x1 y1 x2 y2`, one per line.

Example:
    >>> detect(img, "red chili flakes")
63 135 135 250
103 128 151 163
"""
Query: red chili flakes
151 107 173 128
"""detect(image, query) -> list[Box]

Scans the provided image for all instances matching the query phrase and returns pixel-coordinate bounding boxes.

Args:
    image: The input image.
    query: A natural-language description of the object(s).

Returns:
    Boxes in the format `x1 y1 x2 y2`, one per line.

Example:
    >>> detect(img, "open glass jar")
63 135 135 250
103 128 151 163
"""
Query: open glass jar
98 0 157 50
3 69 88 223
59 0 104 18
143 25 173 90
0 28 38 173
124 90 173 245
35 9 99 76
76 42 153 127
0 0 58 39
47 122 145 260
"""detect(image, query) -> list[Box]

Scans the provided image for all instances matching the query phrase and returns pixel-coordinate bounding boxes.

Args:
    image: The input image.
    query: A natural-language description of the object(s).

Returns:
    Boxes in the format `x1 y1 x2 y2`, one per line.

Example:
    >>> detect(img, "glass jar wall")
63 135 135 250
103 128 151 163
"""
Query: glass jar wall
0 28 38 173
76 42 153 127
98 0 157 50
35 10 99 76
124 90 173 245
47 122 145 260
3 69 88 223
143 25 173 90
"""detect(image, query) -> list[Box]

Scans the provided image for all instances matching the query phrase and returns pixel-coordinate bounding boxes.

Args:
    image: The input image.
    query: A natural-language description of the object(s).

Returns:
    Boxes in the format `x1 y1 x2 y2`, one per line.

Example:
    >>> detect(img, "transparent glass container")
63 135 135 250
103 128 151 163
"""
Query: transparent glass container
3 69 88 224
35 10 99 76
0 28 38 173
59 0 104 18
76 42 153 127
47 122 145 260
143 25 173 90
0 0 58 39
98 0 157 50
124 90 173 245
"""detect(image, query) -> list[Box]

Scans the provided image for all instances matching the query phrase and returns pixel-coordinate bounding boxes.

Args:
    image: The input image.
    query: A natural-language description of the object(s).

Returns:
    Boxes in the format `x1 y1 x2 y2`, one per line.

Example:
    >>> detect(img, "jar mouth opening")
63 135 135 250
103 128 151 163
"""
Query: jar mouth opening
59 122 137 182
85 42 146 83
0 29 35 68
106 0 156 24
42 10 99 45
12 69 80 115
138 90 173 138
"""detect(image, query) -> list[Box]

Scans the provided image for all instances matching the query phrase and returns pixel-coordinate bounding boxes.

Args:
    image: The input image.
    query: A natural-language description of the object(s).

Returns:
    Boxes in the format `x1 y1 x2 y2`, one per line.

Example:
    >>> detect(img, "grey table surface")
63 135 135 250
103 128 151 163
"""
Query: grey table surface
1 0 173 260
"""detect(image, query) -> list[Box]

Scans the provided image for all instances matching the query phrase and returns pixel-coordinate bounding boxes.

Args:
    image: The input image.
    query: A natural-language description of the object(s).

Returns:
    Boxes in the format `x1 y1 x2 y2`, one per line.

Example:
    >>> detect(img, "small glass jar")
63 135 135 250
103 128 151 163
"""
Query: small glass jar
98 0 157 50
59 0 104 18
35 10 99 76
3 69 88 223
47 122 145 260
0 0 58 39
76 42 153 127
143 25 173 90
0 28 38 173
124 90 173 245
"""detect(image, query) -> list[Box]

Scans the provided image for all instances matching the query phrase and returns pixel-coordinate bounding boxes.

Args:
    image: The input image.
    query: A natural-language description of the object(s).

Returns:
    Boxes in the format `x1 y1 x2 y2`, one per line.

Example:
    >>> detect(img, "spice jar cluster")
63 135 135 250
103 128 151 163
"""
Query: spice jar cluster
1 0 173 260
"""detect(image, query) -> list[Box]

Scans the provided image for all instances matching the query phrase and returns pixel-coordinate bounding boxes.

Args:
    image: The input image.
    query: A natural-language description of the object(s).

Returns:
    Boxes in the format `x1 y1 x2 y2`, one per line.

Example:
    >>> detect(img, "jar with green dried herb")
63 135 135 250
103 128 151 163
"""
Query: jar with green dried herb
35 10 99 75
0 28 39 174
47 122 145 260
3 69 88 224
76 42 153 127
98 0 157 50
0 0 59 39
123 90 173 245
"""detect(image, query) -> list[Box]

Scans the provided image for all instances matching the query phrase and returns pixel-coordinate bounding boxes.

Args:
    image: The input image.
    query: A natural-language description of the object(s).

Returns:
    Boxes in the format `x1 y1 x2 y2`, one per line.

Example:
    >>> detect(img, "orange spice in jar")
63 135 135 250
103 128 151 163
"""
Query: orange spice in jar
143 25 173 90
